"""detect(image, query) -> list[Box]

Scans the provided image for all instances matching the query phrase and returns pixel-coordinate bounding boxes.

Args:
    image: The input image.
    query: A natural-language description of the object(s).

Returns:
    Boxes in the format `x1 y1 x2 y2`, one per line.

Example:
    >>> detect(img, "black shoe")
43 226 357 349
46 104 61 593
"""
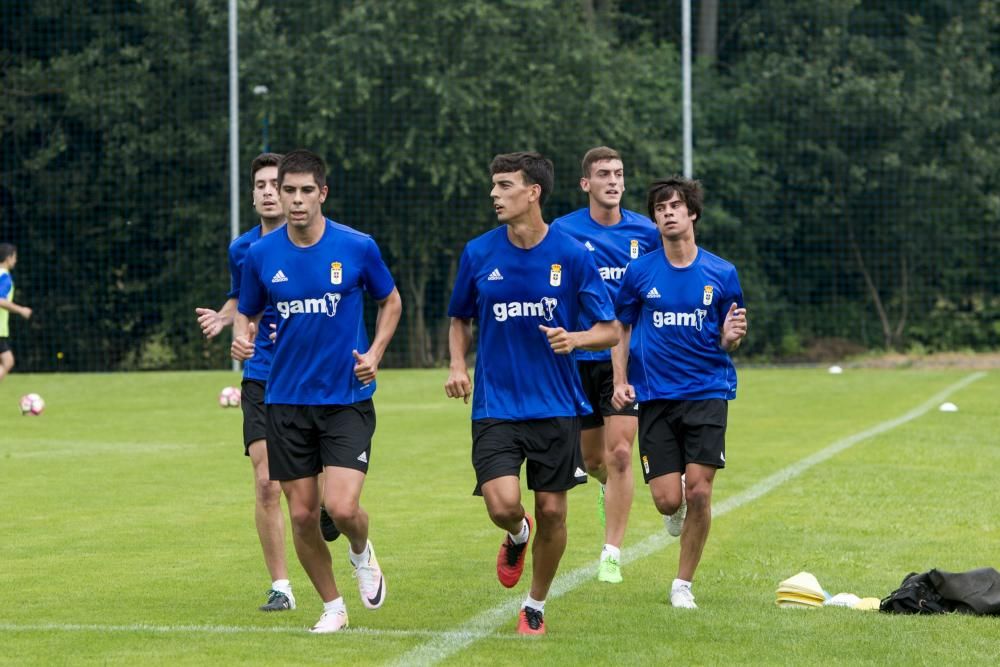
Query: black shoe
259 589 295 612
320 505 341 542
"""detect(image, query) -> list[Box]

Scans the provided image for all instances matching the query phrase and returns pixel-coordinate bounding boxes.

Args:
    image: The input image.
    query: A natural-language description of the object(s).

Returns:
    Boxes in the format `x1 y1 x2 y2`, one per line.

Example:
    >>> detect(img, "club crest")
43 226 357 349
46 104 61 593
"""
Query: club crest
703 285 713 305
331 261 343 285
550 263 562 287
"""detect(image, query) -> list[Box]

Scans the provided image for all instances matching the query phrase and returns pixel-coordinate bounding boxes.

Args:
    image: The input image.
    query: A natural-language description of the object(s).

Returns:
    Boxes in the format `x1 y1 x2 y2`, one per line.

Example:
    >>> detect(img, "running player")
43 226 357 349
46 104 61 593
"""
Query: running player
233 149 402 633
0 243 32 383
445 152 619 634
550 146 660 583
613 175 747 609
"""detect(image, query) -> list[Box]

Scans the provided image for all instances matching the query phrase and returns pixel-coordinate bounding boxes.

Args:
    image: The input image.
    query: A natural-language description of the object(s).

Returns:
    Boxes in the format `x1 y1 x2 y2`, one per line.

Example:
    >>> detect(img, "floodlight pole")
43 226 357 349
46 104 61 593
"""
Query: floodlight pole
228 0 240 372
682 0 693 178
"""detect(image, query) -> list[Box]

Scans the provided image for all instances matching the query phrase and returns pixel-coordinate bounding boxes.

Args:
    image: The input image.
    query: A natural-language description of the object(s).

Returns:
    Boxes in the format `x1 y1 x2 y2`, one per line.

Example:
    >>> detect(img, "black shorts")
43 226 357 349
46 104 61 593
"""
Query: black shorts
577 360 638 430
265 400 376 481
241 379 268 454
637 399 728 482
471 417 587 496
0 338 10 354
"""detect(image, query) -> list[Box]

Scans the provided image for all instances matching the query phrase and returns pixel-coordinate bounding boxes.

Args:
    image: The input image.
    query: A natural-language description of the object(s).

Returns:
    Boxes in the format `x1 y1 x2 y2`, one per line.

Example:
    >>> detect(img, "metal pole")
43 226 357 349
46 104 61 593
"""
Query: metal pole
228 0 240 372
682 0 693 178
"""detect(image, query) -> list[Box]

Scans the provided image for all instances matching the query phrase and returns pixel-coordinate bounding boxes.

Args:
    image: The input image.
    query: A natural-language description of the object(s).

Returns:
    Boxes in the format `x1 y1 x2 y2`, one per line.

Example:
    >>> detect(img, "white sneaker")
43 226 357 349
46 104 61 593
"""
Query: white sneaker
309 608 349 633
664 474 687 537
670 583 698 609
353 541 386 610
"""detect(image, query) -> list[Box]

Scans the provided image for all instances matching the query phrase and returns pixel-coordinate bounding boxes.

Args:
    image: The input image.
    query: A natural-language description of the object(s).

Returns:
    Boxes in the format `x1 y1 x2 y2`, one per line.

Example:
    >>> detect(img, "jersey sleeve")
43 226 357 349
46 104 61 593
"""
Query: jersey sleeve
717 265 745 318
361 237 396 301
237 247 267 317
0 273 11 300
614 263 642 325
576 251 614 325
226 240 243 300
447 245 477 319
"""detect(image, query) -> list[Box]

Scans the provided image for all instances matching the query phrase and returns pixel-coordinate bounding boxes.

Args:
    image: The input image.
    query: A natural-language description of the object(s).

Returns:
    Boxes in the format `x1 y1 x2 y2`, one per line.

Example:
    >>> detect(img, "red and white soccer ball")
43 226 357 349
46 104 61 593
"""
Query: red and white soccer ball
19 393 45 416
219 386 241 408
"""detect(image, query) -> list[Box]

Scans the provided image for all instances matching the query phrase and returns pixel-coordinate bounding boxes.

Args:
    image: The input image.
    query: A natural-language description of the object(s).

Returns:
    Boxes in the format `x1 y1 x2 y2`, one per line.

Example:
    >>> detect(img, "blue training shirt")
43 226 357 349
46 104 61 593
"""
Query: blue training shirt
448 225 615 421
615 247 744 401
228 225 280 382
550 207 660 361
238 219 396 406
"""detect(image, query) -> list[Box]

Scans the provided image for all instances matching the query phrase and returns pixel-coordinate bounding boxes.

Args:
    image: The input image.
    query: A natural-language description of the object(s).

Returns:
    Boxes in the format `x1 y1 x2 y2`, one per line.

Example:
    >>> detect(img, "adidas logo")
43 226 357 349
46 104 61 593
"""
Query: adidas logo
357 451 368 464
574 467 587 478
646 287 661 299
584 241 596 251
271 270 289 283
488 268 504 281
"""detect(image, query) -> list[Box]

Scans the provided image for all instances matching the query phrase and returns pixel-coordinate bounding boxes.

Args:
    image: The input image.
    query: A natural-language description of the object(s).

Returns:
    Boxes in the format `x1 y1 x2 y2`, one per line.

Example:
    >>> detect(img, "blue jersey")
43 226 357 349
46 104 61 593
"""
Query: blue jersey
551 207 660 361
238 219 396 406
615 247 744 402
228 225 280 382
448 225 615 421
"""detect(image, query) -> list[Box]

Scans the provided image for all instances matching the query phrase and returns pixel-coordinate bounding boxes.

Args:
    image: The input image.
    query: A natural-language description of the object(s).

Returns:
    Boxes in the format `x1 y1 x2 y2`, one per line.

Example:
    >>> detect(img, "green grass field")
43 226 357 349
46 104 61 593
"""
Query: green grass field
2 367 998 665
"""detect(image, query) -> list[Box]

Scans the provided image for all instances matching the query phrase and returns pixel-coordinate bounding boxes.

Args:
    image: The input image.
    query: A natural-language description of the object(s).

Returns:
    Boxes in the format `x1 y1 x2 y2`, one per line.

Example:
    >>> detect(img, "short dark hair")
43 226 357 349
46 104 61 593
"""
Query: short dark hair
278 149 327 188
489 152 554 206
0 243 16 263
647 175 704 226
581 146 621 178
249 152 283 186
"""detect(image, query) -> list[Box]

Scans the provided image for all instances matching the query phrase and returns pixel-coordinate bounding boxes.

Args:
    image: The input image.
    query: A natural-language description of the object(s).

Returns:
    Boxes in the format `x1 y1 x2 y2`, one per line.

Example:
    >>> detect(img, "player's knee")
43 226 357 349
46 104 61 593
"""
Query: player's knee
486 503 522 528
534 501 567 529
326 500 359 526
685 481 713 511
287 504 319 531
255 477 281 506
606 442 632 473
651 488 681 516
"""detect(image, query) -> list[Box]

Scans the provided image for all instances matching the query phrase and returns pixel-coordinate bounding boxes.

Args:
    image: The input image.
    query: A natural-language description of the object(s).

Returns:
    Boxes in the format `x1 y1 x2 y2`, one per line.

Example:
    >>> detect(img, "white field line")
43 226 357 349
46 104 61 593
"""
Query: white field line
0 622 518 641
391 371 986 666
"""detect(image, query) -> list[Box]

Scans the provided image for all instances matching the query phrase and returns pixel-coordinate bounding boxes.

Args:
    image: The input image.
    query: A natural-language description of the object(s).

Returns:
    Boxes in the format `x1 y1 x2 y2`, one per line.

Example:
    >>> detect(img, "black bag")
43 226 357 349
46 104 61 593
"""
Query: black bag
879 571 951 614
880 568 1000 615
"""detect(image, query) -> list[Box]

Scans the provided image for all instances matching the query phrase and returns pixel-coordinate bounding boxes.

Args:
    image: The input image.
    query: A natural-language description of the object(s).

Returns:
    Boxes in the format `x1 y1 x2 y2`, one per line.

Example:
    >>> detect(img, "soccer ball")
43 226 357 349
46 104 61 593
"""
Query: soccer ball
219 386 242 408
19 393 45 416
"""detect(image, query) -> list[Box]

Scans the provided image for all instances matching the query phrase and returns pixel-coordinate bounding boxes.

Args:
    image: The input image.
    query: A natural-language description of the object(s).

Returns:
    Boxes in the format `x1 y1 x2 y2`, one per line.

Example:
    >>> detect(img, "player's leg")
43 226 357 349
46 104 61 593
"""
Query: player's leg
0 348 14 381
600 414 637 579
241 379 293 611
529 489 568 601
676 462 716 583
318 400 384 610
281 475 338 601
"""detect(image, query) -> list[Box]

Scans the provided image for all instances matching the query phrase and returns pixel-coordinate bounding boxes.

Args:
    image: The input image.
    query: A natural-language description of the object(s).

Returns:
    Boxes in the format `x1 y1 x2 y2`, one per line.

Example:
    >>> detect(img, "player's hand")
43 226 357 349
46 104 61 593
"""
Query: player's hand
445 368 472 404
721 302 747 350
267 323 277 342
611 382 636 411
231 321 256 361
20 306 32 320
352 349 379 386
539 325 576 354
195 307 225 339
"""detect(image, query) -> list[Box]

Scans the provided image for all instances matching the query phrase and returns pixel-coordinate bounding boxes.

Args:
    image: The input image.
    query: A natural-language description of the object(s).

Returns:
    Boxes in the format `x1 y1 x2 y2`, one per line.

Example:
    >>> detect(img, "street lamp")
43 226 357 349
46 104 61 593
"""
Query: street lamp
252 84 270 152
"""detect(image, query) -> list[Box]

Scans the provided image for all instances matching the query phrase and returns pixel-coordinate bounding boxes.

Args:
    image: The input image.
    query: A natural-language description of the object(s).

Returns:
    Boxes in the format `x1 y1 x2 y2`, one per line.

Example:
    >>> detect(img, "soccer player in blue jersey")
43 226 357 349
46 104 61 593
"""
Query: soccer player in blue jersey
550 146 660 584
613 175 747 609
232 149 402 634
445 152 619 635
0 243 32 384
194 153 311 612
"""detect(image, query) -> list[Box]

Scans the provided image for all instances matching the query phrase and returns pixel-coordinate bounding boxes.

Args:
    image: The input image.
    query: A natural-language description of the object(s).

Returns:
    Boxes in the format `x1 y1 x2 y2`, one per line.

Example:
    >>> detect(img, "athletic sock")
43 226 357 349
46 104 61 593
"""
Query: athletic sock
523 595 545 612
272 579 291 595
323 596 346 614
601 544 621 562
349 542 371 567
672 578 692 592
508 518 530 545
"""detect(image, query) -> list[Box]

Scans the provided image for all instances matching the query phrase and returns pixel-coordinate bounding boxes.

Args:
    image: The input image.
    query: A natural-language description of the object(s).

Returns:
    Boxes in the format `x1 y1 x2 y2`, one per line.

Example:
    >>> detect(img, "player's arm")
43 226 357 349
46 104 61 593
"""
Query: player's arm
231 311 263 361
539 319 620 355
445 317 473 403
720 302 747 352
0 297 31 319
352 287 402 385
610 322 635 410
195 298 237 339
